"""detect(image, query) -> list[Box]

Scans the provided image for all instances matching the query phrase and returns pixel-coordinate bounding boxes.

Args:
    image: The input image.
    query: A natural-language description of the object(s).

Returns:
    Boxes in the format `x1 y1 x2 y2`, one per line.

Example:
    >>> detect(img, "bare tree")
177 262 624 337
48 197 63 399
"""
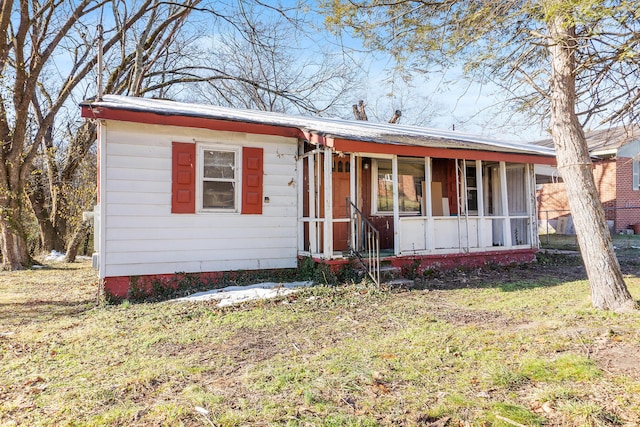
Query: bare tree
26 0 207 262
184 2 357 115
8 0 360 266
0 0 205 269
352 100 368 120
324 0 639 310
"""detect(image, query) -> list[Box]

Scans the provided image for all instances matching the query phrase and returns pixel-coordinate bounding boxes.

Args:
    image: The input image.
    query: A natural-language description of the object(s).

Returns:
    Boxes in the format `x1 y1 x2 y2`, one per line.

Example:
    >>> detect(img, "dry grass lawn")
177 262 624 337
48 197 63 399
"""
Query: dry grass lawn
1 256 640 426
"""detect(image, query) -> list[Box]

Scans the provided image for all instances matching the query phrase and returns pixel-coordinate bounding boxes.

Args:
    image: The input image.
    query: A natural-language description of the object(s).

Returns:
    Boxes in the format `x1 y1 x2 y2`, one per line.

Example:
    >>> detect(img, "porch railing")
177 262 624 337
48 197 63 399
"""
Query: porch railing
347 198 380 285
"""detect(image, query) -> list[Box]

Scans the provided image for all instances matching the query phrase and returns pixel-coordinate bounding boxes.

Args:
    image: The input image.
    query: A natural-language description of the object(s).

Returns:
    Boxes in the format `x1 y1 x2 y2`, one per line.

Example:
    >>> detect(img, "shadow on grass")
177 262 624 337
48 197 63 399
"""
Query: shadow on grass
407 250 640 294
402 252 589 293
0 299 96 324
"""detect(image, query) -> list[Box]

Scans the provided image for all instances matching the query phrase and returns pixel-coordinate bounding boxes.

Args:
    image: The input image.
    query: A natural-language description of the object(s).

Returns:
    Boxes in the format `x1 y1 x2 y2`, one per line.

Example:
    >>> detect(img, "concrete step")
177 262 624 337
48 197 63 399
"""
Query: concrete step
380 265 402 282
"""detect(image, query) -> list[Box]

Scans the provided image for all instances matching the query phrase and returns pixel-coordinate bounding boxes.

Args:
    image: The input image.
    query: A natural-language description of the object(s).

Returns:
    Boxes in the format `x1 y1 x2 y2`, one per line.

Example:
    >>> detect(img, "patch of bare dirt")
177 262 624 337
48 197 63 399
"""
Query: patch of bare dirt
593 341 640 381
154 327 287 366
416 296 518 328
394 250 640 293
398 258 588 291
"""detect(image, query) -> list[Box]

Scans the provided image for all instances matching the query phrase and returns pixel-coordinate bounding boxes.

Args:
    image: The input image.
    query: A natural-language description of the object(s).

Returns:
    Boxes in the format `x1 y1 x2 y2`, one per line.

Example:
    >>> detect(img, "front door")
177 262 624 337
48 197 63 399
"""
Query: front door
332 157 350 251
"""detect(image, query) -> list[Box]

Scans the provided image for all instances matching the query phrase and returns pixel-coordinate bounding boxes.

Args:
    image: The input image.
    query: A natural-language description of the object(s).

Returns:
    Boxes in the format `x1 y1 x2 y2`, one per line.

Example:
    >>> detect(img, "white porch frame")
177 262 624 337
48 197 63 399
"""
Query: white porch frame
298 145 539 260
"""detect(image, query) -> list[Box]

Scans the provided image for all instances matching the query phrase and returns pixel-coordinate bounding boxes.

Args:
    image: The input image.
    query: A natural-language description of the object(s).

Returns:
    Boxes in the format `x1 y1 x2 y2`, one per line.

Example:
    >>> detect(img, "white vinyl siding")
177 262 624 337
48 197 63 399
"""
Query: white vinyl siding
102 121 298 278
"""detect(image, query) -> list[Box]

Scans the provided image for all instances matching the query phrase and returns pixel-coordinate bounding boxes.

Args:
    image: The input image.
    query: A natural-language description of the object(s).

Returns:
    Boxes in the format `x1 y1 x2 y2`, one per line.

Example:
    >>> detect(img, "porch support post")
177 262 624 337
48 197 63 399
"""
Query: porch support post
392 155 400 255
475 160 484 247
297 147 304 256
425 157 434 251
500 161 512 247
349 153 356 251
323 146 333 258
307 154 317 254
526 163 538 248
462 160 470 252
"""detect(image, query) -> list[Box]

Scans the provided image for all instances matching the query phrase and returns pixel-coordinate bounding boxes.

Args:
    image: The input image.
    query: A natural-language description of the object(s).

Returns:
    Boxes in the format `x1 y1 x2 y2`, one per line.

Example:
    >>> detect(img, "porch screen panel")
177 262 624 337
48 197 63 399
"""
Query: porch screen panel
507 164 529 245
506 165 527 215
511 218 529 245
376 158 425 213
483 162 504 246
483 163 503 216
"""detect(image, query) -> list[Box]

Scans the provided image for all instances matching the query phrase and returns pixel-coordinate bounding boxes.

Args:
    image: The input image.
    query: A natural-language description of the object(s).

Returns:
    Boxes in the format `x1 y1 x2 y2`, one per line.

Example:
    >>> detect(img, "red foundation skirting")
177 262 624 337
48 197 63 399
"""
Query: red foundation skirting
103 249 537 298
103 271 226 299
304 248 537 271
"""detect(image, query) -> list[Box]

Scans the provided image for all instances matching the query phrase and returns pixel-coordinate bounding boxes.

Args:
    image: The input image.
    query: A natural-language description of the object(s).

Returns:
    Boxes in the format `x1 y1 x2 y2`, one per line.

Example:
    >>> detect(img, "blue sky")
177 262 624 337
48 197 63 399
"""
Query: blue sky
55 0 549 143
293 2 549 143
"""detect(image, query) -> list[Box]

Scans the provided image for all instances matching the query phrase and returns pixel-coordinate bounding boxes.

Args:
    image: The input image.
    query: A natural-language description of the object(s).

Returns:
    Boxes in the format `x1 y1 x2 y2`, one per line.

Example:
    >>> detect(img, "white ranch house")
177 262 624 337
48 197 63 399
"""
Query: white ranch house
81 95 556 298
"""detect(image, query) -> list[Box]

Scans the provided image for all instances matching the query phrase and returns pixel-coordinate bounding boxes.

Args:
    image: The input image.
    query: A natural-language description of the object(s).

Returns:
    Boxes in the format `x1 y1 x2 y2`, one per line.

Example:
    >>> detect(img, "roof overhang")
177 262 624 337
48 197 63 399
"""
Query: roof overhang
81 96 557 165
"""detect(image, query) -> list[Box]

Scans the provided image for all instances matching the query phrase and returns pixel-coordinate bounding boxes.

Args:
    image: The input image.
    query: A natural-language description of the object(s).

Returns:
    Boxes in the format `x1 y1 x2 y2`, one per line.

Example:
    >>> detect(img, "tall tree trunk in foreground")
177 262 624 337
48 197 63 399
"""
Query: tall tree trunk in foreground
548 16 636 311
0 194 32 270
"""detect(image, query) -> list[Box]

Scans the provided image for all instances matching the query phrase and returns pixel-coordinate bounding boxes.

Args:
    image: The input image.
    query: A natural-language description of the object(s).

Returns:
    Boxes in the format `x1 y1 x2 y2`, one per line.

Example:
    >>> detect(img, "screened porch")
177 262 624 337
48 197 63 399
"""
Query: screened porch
297 144 539 261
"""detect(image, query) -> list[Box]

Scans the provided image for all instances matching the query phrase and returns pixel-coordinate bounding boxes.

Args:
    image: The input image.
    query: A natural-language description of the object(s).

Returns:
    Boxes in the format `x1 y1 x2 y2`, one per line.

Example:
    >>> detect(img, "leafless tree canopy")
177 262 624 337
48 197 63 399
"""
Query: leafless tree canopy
0 0 360 269
324 1 640 131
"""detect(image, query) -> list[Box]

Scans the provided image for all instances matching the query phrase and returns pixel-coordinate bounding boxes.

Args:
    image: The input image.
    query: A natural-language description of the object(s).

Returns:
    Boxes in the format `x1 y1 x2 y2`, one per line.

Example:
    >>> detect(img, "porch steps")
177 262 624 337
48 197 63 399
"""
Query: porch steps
380 264 403 283
383 278 417 288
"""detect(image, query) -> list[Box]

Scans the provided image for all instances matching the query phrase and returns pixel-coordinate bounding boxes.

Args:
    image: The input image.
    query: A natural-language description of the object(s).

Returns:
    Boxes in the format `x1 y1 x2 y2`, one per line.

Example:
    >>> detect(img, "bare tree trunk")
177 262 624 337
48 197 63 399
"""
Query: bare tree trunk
64 220 91 263
28 171 66 252
548 16 636 311
0 197 31 270
389 110 401 123
358 100 367 121
353 100 368 120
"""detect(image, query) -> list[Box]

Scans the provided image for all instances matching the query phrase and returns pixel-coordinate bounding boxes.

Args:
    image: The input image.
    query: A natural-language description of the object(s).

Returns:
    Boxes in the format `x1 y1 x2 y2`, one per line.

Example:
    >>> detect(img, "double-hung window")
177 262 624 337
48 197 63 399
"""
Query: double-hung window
201 147 239 211
633 159 640 191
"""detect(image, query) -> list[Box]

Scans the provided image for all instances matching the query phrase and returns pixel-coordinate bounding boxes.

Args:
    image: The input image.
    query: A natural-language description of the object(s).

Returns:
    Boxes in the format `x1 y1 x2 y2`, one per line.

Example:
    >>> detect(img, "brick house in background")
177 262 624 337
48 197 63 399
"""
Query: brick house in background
535 126 640 234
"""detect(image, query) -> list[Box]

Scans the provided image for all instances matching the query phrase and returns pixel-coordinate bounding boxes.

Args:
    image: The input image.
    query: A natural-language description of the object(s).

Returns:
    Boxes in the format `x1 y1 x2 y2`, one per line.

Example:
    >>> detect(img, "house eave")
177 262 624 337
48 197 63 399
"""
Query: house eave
590 148 618 158
80 95 556 165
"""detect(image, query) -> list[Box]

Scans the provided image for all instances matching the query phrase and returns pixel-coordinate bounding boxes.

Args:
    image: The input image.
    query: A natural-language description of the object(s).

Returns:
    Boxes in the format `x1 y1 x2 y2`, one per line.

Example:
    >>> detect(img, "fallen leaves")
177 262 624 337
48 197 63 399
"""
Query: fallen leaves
370 370 391 395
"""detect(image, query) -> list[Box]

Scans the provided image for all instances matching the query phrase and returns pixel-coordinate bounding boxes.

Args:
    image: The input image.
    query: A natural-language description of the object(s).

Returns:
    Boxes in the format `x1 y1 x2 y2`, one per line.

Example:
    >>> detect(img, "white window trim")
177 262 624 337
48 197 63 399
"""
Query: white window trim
197 143 241 213
633 158 640 191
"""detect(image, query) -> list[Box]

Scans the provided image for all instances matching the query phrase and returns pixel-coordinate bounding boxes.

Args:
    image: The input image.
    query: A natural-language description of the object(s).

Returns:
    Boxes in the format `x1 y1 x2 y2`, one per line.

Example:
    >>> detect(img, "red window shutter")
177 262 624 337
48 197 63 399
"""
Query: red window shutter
172 142 196 214
242 147 263 214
